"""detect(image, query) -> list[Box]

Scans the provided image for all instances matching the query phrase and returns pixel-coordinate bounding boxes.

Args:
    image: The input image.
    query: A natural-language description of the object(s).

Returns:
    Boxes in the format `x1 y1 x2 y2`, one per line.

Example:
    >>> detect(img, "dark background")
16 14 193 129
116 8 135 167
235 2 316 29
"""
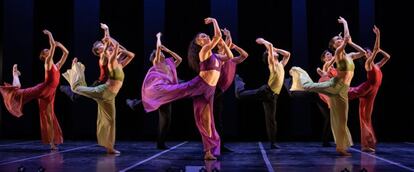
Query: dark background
1 0 413 143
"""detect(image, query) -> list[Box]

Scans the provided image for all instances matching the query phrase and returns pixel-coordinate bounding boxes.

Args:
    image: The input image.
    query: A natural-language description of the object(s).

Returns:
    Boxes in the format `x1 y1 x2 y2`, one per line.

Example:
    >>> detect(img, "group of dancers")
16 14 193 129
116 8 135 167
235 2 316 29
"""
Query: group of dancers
0 16 389 159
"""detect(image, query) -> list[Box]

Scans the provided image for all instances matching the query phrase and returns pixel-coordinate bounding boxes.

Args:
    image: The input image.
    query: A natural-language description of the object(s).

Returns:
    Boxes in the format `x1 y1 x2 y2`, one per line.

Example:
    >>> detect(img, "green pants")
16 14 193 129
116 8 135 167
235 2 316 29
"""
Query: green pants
298 69 353 150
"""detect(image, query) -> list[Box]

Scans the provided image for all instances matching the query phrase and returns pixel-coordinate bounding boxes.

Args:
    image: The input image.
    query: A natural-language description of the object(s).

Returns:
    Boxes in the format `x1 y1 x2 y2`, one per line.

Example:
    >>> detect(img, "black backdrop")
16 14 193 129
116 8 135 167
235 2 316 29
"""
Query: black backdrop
1 0 413 142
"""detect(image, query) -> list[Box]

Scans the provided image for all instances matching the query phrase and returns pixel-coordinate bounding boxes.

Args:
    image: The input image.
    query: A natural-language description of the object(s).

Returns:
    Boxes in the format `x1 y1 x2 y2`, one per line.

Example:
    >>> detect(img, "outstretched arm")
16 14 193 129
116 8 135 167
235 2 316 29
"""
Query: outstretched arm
256 38 275 71
231 44 249 64
365 26 380 70
101 23 126 50
335 35 350 61
55 41 69 70
274 47 290 67
160 45 182 67
43 30 56 68
222 28 233 48
338 17 366 60
376 49 390 68
216 38 234 61
153 32 162 66
199 17 222 60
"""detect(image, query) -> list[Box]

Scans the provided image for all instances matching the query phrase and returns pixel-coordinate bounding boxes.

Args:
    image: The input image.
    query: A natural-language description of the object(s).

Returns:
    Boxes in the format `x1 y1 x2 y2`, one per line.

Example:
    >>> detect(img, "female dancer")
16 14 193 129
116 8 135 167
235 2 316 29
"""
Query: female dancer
348 26 390 152
0 30 68 150
137 32 183 149
63 28 135 154
235 38 290 149
289 17 366 156
60 23 131 101
214 28 248 152
142 17 233 160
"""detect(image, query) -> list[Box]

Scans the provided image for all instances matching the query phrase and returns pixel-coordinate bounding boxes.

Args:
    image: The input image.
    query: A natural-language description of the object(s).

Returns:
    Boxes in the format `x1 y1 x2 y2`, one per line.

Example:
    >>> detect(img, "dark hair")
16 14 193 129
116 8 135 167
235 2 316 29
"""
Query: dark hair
320 50 330 62
39 49 48 61
328 37 337 51
187 33 202 73
92 41 102 56
262 51 269 65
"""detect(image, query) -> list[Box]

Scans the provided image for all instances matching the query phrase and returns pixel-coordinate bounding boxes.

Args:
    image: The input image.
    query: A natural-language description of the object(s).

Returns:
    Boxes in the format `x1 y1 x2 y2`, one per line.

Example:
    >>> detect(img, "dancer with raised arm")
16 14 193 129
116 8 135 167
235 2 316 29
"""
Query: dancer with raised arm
130 32 182 149
0 30 68 150
214 28 249 152
348 26 390 152
234 38 290 149
142 17 233 160
63 25 135 154
289 17 366 156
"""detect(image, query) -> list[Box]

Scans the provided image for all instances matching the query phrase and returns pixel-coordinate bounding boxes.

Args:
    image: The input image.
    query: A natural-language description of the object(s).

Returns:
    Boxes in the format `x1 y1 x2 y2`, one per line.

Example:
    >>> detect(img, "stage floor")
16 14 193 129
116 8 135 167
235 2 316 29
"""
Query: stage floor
0 140 413 172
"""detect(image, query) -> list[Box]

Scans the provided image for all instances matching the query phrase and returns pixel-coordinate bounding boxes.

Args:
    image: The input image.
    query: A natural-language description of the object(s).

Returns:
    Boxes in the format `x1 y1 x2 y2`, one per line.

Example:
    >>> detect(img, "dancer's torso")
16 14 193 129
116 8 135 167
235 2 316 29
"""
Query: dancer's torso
367 65 382 87
336 54 355 85
107 67 124 93
199 53 222 86
268 63 284 94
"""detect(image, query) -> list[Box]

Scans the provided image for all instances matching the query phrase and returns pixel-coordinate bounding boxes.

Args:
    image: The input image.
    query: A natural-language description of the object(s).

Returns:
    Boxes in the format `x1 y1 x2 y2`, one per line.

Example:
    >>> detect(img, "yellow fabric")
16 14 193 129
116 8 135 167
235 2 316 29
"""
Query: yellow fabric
267 63 285 94
63 62 119 148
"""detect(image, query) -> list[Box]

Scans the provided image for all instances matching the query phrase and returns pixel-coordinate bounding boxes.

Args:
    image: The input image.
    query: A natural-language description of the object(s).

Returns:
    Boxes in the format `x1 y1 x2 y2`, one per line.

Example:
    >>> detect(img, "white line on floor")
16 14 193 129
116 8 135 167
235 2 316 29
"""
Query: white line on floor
350 147 414 172
120 141 188 172
258 142 275 172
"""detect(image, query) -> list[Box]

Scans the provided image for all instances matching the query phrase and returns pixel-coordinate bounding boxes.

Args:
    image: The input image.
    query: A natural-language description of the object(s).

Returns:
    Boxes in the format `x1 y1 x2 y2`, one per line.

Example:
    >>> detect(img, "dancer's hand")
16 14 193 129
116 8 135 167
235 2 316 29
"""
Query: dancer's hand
256 38 266 44
373 25 380 35
204 17 216 25
43 29 51 35
221 28 230 37
100 23 109 30
337 16 347 24
156 32 162 38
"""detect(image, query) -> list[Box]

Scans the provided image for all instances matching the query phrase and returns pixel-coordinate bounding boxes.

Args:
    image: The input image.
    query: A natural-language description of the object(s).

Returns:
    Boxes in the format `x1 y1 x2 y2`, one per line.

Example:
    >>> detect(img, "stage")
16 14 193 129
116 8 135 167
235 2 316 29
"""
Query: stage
0 140 413 171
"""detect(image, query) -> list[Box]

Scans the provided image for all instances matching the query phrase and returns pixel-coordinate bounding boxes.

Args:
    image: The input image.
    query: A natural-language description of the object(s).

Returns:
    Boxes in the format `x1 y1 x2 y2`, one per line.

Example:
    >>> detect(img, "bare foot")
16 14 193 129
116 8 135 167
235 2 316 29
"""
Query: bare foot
107 148 121 154
362 147 375 153
336 148 351 156
204 151 217 160
50 143 58 150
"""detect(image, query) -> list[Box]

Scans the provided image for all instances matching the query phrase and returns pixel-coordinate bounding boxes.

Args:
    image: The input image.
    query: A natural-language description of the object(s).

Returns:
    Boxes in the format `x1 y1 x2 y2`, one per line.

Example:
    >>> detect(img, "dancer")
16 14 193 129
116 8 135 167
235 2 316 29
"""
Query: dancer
214 28 249 152
0 30 68 150
129 32 182 149
235 38 290 149
348 26 390 152
142 17 233 160
60 23 131 101
63 26 135 154
289 17 366 156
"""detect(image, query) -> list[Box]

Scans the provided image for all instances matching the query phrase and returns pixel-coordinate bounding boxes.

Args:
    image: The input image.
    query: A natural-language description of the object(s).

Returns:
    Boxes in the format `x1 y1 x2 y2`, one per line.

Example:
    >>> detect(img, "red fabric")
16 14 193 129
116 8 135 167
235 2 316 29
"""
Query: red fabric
98 62 109 83
0 65 63 144
317 67 337 108
349 65 383 149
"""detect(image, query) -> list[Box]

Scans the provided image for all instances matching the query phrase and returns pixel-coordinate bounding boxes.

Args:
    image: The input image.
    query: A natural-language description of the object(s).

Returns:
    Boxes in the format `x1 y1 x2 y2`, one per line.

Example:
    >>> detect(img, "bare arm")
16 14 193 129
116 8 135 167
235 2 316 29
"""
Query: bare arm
43 30 56 69
376 49 390 68
153 32 162 66
160 45 182 67
108 42 120 71
231 44 249 64
199 18 222 60
335 35 349 61
256 38 275 71
101 23 126 50
222 28 233 47
118 49 135 67
215 38 234 61
55 41 68 70
274 47 290 67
